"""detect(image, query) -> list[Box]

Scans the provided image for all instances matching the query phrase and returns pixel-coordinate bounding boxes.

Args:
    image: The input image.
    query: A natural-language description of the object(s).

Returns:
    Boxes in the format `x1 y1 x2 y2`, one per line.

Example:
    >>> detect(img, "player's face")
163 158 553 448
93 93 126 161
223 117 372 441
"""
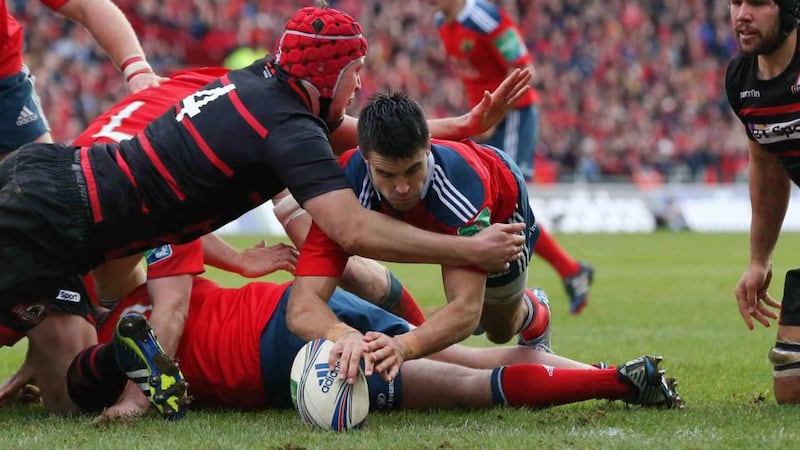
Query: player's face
327 58 365 123
364 147 430 212
730 0 782 55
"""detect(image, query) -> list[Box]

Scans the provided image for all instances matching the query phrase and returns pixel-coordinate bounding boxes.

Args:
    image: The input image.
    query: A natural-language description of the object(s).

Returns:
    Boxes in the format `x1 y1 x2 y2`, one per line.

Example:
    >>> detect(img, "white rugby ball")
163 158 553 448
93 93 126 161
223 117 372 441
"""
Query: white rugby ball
290 338 369 431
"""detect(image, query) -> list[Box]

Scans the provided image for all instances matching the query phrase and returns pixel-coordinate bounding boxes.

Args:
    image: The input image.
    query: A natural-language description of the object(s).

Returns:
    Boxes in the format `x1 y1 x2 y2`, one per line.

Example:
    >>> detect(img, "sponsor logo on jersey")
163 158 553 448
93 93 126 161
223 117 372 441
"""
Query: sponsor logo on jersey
460 38 475 54
749 118 800 144
56 289 81 303
739 89 761 99
493 29 525 62
457 207 492 236
15 105 38 126
13 304 45 323
145 245 173 265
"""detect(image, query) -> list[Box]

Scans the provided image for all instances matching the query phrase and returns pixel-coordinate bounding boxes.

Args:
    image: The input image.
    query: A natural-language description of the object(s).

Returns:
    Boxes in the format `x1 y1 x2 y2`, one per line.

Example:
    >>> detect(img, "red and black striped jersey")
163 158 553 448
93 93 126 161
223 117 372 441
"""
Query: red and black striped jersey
726 31 800 185
73 67 230 147
78 58 349 260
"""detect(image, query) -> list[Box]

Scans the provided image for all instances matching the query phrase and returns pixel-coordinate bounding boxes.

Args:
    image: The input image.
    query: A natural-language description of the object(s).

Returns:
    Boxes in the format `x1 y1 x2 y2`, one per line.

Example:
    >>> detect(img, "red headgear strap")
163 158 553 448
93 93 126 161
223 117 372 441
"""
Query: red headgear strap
275 7 368 99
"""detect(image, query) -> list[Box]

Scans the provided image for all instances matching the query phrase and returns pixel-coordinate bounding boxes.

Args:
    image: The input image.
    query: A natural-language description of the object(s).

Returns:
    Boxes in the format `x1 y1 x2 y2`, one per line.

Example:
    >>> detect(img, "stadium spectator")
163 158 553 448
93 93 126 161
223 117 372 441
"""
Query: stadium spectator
0 5 527 415
725 0 800 404
1 0 159 157
11 2 751 181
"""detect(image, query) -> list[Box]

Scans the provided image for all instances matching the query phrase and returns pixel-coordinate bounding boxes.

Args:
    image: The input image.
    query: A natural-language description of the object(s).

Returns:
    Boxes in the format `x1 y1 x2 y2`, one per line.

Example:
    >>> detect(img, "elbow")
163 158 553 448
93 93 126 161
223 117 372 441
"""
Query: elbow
327 223 363 255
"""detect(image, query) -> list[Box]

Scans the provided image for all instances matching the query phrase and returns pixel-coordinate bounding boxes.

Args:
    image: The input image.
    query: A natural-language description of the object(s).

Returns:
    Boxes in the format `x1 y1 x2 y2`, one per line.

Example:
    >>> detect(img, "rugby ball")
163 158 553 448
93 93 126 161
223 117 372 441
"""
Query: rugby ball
290 338 369 431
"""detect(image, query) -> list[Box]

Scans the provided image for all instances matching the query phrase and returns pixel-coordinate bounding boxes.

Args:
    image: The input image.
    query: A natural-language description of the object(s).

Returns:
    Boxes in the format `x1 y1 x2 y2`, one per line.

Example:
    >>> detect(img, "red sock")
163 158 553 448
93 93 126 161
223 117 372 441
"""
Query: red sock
491 365 632 407
533 226 580 278
519 289 548 341
393 287 426 326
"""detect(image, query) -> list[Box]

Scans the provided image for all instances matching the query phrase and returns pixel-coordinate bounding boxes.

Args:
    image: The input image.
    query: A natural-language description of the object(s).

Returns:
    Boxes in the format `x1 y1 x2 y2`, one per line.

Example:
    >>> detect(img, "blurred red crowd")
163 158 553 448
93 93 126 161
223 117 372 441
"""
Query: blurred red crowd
11 0 747 184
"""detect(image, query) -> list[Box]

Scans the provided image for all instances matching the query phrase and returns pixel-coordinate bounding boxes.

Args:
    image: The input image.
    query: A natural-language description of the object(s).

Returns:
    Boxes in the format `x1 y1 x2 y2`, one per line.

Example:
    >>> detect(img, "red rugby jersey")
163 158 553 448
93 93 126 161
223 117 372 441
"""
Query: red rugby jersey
97 240 287 409
436 0 536 108
1 1 69 76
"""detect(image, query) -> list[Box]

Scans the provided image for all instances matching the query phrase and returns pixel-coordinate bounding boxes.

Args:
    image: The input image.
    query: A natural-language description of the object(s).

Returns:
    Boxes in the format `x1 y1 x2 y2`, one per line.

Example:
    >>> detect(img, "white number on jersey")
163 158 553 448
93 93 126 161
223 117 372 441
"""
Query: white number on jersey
91 101 145 143
175 84 236 122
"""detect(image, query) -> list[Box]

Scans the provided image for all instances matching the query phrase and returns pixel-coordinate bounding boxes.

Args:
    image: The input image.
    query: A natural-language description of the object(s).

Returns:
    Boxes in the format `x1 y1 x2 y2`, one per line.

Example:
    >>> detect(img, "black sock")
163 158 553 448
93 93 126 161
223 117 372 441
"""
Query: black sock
66 344 127 411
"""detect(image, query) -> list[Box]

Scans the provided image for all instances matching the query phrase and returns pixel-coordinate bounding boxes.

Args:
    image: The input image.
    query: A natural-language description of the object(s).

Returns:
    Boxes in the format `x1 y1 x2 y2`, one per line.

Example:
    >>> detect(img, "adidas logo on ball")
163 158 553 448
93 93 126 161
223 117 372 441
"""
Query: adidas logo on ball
290 338 370 431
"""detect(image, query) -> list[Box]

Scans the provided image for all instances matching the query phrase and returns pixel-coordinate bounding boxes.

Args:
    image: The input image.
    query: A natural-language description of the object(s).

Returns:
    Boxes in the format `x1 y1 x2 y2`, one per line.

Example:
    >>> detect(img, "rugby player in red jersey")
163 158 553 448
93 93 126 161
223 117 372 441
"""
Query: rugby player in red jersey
434 0 595 314
52 238 680 420
0 5 534 416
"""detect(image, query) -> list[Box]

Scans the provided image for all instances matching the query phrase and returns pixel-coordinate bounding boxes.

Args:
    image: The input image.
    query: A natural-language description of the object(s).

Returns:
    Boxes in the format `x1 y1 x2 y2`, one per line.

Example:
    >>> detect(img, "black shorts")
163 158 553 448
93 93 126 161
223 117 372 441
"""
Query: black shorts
0 143 94 345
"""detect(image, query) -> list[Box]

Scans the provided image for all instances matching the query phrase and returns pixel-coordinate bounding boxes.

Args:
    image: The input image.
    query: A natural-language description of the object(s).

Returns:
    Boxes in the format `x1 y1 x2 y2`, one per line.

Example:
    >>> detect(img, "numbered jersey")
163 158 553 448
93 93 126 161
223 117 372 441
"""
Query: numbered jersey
76 58 350 262
73 68 230 146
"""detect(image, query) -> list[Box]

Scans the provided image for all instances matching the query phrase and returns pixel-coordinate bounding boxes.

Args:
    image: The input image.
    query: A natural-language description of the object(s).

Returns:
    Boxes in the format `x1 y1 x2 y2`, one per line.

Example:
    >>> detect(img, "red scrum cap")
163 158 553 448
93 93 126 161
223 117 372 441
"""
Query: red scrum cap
275 7 368 99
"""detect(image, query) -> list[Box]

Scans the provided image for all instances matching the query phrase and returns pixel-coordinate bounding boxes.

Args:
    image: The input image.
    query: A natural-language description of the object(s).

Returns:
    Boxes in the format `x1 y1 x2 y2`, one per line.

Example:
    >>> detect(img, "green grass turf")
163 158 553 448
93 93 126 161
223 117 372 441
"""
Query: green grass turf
1 232 799 449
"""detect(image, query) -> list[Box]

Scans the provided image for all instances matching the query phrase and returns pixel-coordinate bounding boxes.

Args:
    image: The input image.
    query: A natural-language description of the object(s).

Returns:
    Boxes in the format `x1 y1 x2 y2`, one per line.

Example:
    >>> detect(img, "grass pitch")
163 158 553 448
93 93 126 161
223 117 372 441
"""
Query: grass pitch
1 232 799 449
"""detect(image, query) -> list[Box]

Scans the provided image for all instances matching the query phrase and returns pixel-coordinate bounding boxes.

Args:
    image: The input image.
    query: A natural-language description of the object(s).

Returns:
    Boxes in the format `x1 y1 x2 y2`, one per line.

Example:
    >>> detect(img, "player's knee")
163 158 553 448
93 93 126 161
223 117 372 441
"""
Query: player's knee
769 339 800 403
484 326 514 344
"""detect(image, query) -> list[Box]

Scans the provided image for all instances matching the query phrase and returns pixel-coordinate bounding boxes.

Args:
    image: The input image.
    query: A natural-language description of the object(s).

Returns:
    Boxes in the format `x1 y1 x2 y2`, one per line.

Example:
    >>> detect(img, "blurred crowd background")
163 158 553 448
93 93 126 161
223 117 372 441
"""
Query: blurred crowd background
10 0 747 184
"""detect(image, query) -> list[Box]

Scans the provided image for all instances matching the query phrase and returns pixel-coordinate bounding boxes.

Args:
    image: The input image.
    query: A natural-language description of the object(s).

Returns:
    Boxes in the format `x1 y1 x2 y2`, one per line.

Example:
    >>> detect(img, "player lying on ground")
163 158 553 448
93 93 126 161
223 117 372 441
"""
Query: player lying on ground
0 237 683 420
0 6 533 414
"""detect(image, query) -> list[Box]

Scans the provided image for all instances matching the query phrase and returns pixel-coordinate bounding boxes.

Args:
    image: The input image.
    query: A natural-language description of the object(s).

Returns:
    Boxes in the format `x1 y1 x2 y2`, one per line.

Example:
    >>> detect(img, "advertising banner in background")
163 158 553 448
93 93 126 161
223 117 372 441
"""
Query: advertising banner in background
215 184 800 236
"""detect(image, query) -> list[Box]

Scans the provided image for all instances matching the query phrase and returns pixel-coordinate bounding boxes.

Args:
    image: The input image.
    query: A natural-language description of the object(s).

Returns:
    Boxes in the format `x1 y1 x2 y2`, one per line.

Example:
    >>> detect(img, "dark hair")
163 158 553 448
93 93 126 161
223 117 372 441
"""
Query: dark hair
357 92 430 158
776 0 800 44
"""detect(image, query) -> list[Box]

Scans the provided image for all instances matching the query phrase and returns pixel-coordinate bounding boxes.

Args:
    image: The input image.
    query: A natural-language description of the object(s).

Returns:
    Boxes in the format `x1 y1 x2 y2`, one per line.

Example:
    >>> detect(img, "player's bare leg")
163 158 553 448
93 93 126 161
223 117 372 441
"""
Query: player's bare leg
427 343 594 370
26 313 97 414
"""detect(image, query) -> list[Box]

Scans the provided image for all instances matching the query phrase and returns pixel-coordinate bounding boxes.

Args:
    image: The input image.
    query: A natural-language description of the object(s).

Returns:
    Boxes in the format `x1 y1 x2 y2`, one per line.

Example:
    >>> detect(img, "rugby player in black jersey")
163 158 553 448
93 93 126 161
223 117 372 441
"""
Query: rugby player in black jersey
726 0 800 403
0 5 531 414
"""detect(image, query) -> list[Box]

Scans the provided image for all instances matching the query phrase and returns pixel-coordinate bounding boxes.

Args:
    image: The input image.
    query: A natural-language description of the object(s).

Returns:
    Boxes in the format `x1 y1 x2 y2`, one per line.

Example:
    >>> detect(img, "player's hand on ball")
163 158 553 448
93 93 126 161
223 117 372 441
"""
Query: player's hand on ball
363 331 405 382
330 331 370 385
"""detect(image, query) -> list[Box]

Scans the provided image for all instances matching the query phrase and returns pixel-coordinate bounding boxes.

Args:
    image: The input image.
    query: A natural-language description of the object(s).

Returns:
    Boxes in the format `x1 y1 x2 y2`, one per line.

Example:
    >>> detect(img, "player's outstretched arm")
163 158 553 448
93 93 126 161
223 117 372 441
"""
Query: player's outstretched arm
286 275 373 384
427 68 532 140
56 0 162 93
365 266 485 380
329 69 531 154
303 189 525 272
201 234 298 277
735 140 789 329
